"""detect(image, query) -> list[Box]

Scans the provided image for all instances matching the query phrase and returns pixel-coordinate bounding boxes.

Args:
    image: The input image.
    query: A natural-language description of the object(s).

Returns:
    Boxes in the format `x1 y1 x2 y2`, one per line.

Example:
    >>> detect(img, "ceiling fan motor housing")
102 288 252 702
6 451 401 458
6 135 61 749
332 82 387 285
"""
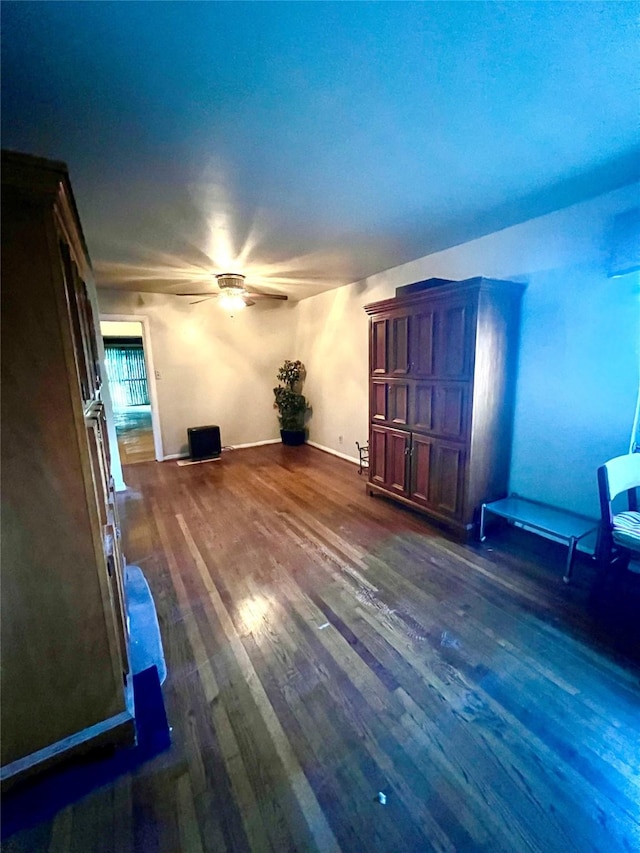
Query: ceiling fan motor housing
216 273 246 292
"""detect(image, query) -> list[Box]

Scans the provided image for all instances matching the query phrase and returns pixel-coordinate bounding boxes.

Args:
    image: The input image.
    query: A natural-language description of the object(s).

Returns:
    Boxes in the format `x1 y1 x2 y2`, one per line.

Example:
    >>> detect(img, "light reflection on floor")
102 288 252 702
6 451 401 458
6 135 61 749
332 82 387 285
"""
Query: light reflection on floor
114 405 155 464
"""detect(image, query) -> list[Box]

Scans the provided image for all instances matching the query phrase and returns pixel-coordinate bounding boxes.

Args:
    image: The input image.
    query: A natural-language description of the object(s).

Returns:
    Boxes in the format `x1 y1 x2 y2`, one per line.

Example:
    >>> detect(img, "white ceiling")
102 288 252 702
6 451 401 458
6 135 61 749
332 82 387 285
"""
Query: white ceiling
2 2 639 301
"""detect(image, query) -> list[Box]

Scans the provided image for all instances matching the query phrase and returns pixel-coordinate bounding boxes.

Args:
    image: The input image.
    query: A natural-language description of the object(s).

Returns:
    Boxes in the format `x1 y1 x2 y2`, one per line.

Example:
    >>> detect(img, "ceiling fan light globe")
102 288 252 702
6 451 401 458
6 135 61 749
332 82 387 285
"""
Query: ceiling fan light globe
218 290 246 313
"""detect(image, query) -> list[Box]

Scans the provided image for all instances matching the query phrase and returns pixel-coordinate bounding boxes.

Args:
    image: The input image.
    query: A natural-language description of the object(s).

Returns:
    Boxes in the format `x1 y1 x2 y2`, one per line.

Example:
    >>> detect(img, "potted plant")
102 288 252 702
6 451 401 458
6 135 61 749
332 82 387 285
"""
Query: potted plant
273 359 309 446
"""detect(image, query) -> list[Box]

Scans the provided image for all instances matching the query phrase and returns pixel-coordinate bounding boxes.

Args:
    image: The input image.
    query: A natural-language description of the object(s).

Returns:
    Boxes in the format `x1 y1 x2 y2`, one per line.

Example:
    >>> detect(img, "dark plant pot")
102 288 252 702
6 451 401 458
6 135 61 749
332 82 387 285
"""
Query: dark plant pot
280 429 306 446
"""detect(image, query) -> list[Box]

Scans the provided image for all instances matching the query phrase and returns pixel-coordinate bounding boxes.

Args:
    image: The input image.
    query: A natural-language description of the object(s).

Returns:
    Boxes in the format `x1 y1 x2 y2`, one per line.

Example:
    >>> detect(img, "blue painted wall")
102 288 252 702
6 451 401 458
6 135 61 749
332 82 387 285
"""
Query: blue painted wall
511 263 639 517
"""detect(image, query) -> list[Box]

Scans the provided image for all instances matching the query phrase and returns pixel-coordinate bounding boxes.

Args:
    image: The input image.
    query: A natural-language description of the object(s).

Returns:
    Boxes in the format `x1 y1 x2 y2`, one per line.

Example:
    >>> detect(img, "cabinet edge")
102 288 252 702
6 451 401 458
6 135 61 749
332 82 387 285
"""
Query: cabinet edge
0 709 135 788
364 276 526 315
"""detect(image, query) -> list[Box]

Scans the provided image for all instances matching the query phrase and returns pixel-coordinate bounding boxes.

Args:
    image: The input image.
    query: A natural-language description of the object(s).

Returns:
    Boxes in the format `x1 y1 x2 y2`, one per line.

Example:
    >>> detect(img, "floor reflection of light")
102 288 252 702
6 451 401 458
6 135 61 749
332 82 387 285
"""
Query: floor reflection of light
238 595 270 636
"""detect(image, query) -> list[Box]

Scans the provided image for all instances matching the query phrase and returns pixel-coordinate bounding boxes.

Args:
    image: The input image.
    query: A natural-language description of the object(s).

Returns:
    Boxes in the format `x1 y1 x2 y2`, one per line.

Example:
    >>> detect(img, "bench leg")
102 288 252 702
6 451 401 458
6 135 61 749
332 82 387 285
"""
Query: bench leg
563 537 577 584
479 504 487 542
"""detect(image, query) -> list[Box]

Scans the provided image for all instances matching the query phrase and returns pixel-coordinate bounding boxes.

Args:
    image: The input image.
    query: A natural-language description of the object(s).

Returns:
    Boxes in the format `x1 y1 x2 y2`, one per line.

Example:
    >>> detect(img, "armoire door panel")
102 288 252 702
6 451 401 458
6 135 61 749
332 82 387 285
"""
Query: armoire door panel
79 279 102 397
435 384 469 440
410 435 434 506
59 242 91 403
370 426 409 494
436 301 474 379
410 309 436 377
371 318 388 374
432 442 465 518
371 381 388 422
370 426 387 485
389 315 410 375
86 420 109 526
73 265 100 401
389 382 409 426
103 529 129 678
387 430 410 494
98 405 111 473
413 383 435 432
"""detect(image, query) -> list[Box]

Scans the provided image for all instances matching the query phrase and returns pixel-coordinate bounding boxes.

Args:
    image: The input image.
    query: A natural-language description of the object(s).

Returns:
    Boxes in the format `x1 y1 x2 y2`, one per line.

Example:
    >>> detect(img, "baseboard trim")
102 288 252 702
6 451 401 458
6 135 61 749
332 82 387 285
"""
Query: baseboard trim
227 439 282 450
175 456 221 467
307 441 359 466
1 710 135 783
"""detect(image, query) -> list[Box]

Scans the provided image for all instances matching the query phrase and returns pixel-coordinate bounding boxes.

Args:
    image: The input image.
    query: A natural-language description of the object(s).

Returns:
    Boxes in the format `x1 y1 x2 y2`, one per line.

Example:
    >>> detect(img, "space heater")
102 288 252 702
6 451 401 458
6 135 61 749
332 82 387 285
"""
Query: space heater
187 425 222 461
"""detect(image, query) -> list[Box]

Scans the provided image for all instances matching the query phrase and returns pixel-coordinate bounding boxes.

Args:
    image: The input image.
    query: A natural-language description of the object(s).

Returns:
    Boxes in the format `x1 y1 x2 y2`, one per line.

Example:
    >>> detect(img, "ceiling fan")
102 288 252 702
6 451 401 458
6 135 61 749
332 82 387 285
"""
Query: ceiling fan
177 273 288 311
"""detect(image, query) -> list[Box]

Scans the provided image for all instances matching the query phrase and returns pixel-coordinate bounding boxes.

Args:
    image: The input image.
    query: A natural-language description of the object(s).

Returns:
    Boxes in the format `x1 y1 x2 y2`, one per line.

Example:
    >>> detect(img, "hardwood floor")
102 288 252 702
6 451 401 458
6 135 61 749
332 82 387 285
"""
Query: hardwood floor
115 406 155 465
4 444 640 852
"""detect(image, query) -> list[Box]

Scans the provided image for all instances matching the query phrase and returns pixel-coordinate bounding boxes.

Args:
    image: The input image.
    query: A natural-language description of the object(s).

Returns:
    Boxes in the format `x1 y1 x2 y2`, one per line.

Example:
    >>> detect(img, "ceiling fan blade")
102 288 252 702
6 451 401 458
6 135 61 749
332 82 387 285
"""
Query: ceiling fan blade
177 284 287 306
245 291 288 301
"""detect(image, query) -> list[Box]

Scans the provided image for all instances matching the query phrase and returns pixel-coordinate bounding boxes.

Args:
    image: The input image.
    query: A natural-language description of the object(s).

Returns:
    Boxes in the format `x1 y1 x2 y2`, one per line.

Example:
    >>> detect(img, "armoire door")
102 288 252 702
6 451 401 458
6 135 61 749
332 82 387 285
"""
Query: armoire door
431 440 466 518
370 380 410 427
409 434 435 508
370 425 410 496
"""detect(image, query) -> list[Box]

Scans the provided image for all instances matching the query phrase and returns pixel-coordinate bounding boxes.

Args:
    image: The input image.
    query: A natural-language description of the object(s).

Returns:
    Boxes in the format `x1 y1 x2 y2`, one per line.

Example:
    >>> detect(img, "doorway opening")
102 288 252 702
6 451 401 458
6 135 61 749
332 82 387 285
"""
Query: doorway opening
100 319 162 464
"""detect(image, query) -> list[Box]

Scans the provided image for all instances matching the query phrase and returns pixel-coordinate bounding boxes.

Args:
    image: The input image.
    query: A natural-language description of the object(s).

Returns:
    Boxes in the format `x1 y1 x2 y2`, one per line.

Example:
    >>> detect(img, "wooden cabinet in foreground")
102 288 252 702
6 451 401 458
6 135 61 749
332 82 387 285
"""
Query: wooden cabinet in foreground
365 277 524 537
1 151 134 784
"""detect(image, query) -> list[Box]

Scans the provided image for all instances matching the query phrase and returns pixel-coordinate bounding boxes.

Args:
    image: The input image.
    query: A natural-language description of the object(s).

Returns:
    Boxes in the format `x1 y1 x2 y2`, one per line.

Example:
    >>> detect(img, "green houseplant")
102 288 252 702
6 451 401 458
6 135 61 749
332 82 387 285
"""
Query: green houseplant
273 359 309 445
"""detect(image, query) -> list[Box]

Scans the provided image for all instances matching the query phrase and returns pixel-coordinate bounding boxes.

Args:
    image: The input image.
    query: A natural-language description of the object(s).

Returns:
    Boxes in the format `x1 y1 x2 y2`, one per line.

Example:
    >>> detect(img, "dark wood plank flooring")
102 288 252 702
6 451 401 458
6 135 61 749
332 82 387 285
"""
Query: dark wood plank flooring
4 444 640 852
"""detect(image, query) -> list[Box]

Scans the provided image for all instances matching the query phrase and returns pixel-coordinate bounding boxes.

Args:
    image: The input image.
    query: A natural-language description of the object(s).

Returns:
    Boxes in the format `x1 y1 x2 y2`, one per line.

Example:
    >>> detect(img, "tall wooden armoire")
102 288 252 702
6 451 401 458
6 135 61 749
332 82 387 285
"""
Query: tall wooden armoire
1 151 134 783
364 277 524 537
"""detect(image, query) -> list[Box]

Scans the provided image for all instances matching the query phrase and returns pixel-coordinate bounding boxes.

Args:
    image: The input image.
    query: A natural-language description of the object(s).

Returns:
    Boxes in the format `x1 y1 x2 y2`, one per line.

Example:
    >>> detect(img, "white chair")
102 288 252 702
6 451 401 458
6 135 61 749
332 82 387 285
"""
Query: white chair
597 453 640 570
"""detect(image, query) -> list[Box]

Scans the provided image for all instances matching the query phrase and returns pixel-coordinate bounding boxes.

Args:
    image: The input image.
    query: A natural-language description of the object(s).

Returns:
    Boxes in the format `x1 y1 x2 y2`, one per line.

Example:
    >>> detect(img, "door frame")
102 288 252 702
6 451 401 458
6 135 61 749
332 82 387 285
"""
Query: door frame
99 313 164 462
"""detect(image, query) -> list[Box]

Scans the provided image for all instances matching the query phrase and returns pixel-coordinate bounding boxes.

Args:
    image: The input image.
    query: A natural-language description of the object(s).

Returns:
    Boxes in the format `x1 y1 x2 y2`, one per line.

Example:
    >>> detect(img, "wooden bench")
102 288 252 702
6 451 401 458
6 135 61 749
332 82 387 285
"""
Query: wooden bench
479 495 599 583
